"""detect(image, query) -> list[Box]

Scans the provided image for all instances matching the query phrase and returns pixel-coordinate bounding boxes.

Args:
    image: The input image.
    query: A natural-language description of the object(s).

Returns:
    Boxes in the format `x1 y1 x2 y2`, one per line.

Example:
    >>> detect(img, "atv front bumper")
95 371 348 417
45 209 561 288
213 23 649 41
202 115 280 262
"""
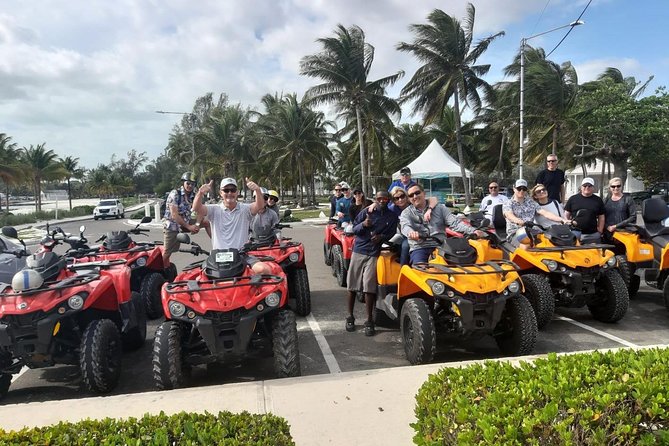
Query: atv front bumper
0 312 64 368
446 293 510 335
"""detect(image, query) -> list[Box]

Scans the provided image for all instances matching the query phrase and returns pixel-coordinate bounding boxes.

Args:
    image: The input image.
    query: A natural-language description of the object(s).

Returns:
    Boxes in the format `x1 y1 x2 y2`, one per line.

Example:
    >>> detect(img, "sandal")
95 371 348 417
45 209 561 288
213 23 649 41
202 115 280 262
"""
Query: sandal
345 316 355 332
364 320 375 337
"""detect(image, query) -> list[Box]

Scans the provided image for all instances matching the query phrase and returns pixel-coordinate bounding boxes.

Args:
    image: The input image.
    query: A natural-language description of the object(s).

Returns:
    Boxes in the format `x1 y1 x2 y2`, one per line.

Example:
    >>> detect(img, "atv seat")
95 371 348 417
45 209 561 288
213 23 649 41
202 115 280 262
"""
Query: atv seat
642 198 669 238
204 249 246 279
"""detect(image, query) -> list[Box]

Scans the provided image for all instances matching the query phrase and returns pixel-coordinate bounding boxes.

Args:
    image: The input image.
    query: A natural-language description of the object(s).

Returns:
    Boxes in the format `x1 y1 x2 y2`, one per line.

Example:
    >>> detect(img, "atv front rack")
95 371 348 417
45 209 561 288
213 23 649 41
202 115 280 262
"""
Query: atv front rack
68 259 127 270
413 259 520 280
165 274 284 294
0 272 101 297
527 243 614 253
249 241 302 252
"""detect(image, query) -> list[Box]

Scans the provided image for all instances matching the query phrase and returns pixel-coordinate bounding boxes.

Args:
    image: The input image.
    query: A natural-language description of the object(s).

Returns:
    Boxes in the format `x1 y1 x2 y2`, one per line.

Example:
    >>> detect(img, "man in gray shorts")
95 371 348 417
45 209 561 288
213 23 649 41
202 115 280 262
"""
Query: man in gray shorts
345 190 398 336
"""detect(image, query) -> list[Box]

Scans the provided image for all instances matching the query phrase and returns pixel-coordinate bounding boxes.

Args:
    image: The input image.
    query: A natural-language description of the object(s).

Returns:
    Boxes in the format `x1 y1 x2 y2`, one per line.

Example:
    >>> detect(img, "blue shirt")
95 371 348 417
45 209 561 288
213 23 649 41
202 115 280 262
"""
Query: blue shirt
336 195 354 223
351 206 399 257
387 179 417 193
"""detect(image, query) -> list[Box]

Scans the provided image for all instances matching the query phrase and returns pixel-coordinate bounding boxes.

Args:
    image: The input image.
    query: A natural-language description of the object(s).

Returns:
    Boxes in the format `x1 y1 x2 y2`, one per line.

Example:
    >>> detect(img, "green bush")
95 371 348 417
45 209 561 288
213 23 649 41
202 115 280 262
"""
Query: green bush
0 410 295 445
0 206 95 227
413 348 669 445
130 209 147 219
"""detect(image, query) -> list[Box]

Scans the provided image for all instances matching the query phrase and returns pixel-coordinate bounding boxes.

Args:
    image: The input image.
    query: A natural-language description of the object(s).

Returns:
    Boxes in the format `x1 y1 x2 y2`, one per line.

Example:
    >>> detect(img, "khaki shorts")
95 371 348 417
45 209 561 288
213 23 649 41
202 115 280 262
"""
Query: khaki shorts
163 229 181 258
346 251 377 294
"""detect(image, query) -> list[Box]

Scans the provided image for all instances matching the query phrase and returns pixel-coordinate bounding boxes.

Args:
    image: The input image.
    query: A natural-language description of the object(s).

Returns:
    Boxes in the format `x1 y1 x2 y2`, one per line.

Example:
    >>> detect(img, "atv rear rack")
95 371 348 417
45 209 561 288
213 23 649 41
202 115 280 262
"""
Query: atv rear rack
165 274 284 294
413 259 520 280
0 272 101 297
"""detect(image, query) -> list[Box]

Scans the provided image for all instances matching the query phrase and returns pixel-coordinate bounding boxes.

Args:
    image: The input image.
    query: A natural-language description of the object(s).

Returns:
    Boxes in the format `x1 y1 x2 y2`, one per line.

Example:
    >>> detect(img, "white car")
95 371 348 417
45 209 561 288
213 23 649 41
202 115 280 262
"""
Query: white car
93 199 125 220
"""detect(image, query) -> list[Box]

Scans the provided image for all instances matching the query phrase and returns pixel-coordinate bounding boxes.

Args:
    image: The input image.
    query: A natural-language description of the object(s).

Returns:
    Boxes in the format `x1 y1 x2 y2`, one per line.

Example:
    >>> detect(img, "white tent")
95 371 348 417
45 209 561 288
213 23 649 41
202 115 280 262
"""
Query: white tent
392 139 473 180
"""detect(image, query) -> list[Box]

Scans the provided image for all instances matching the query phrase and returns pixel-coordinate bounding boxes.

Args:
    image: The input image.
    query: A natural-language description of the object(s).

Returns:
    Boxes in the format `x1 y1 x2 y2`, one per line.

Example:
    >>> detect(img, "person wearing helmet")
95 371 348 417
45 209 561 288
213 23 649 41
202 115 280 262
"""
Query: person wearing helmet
251 188 279 243
266 189 280 217
162 172 200 266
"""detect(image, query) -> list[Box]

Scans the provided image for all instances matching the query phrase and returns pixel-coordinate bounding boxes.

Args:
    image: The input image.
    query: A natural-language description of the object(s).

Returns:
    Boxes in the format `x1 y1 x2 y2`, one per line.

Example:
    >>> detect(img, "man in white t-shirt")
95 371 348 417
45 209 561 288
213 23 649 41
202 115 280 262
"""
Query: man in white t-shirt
193 177 271 274
479 181 509 220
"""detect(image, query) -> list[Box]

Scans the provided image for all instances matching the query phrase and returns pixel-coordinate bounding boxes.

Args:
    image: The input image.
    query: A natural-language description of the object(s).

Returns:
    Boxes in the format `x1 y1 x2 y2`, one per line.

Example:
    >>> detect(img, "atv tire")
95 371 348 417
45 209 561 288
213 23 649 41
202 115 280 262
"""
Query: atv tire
80 319 122 393
588 269 629 322
166 263 178 281
332 245 347 287
400 298 435 365
0 374 11 399
521 274 555 329
122 291 147 350
616 255 639 299
141 272 166 320
272 309 301 378
494 295 538 356
152 321 185 390
323 241 332 266
289 268 311 317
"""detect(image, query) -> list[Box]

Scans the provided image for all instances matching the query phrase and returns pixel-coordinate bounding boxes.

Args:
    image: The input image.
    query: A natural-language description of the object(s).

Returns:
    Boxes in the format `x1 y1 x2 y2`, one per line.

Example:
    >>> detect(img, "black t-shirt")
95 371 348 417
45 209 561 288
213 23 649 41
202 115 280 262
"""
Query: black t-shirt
536 169 565 202
565 193 605 234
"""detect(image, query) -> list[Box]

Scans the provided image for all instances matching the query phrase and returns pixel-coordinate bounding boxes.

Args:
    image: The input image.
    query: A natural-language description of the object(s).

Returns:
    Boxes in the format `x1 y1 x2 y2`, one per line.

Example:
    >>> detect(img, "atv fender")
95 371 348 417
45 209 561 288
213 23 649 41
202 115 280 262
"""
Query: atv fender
612 231 653 264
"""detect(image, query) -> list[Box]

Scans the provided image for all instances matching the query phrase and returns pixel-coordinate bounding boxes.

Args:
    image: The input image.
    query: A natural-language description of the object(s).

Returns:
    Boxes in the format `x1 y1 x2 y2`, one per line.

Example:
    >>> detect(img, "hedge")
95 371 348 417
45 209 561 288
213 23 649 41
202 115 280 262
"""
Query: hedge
413 348 669 445
0 411 294 445
0 206 95 227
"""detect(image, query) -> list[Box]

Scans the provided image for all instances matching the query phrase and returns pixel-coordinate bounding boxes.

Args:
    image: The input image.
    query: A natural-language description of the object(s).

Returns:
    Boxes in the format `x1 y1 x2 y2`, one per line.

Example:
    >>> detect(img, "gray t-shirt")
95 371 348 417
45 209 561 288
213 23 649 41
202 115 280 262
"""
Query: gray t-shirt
400 203 475 252
251 208 279 242
206 202 253 250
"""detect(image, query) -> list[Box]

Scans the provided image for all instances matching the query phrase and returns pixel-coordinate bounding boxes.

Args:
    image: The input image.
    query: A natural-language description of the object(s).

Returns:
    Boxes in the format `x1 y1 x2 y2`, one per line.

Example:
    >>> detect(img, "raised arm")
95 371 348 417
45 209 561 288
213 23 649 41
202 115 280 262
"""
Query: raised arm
194 181 213 219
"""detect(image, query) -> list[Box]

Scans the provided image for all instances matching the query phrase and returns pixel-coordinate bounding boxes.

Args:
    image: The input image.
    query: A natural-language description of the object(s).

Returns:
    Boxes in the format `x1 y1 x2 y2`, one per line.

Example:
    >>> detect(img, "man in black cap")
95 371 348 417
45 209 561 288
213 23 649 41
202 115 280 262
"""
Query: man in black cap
388 167 417 192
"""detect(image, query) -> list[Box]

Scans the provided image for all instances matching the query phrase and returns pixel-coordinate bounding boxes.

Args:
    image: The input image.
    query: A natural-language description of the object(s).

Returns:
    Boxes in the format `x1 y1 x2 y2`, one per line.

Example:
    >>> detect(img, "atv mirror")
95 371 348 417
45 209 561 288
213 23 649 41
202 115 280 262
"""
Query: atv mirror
410 213 424 225
1 226 19 239
79 225 86 233
445 201 454 207
141 216 153 224
480 218 491 228
176 233 191 244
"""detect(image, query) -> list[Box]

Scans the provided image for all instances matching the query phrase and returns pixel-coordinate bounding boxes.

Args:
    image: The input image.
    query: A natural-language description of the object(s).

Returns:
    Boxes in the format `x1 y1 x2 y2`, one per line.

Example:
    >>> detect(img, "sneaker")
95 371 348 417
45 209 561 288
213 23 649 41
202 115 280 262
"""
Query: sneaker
364 321 375 337
345 316 355 332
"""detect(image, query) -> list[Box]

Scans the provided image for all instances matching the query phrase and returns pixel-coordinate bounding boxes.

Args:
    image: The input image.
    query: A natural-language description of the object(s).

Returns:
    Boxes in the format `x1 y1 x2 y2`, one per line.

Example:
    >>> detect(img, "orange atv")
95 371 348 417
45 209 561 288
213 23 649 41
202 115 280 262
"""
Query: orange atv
609 198 669 305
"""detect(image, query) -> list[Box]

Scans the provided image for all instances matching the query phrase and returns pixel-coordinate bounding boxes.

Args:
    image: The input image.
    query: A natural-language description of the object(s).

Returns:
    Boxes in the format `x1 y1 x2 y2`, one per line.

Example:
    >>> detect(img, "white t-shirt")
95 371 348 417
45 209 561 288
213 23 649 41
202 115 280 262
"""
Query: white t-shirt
479 194 509 219
535 200 564 227
206 202 253 250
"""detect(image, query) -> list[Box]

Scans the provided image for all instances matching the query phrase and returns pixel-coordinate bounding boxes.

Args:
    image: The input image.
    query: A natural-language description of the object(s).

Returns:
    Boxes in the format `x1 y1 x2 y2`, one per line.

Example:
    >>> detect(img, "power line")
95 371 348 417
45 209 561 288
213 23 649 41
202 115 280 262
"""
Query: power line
546 0 592 58
530 0 552 36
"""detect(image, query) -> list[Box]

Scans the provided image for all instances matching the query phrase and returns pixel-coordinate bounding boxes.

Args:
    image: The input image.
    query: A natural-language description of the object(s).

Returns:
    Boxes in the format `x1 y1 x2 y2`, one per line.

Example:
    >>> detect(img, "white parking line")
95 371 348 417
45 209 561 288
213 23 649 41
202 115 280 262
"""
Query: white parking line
556 316 639 348
11 366 28 383
306 313 341 374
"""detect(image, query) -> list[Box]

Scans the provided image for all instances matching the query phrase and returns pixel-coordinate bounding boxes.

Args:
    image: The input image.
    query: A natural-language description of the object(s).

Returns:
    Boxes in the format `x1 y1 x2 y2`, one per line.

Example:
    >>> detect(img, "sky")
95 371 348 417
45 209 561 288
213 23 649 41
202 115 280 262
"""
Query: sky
1 0 667 170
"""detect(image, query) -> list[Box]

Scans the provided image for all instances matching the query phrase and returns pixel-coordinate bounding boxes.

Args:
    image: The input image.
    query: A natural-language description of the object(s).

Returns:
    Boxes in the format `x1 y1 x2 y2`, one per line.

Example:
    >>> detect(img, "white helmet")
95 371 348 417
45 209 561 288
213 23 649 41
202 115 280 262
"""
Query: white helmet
12 269 44 292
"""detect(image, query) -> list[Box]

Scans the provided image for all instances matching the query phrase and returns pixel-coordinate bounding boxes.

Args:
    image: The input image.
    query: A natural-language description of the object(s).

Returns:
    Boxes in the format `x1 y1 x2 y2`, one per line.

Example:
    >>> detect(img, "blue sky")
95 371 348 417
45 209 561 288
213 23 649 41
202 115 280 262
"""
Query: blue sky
0 0 666 169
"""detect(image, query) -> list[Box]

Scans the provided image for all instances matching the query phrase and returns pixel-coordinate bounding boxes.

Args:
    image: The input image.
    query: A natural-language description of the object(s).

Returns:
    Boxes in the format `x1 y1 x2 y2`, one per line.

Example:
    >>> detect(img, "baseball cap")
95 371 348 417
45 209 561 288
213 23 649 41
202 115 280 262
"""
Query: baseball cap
339 181 350 189
220 178 238 189
581 177 595 187
514 179 528 189
400 167 411 175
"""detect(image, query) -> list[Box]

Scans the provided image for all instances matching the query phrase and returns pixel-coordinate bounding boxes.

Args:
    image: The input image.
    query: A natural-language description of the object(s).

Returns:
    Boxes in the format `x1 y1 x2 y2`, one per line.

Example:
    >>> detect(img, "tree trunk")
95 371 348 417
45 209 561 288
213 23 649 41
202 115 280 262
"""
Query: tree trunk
600 157 606 197
67 179 73 211
552 123 559 155
496 130 506 180
355 106 368 196
452 93 472 206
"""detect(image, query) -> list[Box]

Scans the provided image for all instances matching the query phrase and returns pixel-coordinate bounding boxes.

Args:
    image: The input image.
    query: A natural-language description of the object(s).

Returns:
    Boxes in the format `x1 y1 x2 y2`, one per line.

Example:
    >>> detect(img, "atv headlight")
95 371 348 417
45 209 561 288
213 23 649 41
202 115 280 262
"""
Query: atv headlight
288 252 299 263
542 259 558 271
606 257 617 267
68 294 85 310
507 281 520 294
430 281 446 295
265 292 281 307
168 301 186 317
135 256 147 267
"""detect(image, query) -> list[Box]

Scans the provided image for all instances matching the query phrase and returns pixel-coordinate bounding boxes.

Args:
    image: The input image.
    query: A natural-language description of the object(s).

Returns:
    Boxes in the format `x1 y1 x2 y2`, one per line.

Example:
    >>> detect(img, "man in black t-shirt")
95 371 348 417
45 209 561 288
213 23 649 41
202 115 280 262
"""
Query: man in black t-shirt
565 177 605 244
536 154 566 203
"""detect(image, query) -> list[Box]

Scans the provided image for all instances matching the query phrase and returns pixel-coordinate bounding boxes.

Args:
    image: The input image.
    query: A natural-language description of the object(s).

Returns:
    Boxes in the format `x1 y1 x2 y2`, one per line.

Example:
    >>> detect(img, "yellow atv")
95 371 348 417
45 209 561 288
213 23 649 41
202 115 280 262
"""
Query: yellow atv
610 198 669 305
374 231 537 365
479 205 629 329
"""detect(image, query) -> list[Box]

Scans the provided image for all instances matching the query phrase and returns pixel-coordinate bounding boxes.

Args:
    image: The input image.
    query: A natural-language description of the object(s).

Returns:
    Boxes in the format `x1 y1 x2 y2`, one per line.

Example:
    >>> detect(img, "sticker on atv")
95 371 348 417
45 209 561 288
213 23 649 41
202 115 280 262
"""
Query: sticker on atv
215 252 234 263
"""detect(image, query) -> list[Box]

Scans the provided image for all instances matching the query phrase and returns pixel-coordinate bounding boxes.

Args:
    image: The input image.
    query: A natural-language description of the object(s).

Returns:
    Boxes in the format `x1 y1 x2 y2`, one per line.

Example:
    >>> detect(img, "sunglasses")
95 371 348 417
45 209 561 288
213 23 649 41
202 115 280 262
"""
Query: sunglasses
489 186 498 190
221 188 237 193
582 184 594 188
263 195 269 200
393 195 407 201
341 188 349 191
185 181 195 186
354 191 363 195
516 187 528 192
547 159 558 163
268 196 278 201
407 191 422 198
535 189 547 194
400 173 410 176
334 189 341 192
610 185 621 189
376 197 389 202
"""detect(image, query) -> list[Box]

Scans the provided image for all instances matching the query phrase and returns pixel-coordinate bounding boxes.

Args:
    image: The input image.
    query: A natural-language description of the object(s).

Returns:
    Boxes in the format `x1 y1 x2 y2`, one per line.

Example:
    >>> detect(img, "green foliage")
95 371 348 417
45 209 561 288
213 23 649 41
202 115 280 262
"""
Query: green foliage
0 411 295 445
0 206 95 227
413 348 669 445
130 210 146 219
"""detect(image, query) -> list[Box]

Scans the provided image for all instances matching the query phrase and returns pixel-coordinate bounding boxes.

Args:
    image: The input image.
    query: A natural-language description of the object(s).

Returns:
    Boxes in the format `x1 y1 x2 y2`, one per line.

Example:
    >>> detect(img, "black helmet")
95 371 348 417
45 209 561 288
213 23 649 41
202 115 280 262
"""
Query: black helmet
181 172 196 183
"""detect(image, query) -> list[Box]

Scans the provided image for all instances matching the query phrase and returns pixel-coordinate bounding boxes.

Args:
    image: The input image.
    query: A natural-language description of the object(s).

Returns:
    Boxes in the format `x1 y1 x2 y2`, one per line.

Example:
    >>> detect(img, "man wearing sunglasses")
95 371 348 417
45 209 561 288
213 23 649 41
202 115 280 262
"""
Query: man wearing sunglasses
388 166 417 193
503 179 567 247
162 172 202 266
565 177 606 244
250 187 279 244
329 184 343 218
266 190 280 217
400 184 485 264
535 155 566 203
335 182 354 226
345 191 398 336
479 181 508 220
193 177 272 274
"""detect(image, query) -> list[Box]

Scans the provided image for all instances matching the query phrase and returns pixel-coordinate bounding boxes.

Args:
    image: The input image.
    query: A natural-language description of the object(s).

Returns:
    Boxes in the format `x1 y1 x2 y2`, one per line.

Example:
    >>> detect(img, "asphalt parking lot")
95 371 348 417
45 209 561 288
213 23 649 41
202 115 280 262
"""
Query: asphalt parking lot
3 218 668 404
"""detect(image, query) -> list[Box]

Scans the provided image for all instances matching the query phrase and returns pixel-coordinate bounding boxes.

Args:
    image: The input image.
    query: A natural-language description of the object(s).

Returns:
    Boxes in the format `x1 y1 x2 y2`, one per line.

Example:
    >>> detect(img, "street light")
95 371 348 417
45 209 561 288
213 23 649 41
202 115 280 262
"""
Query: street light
519 20 583 179
155 110 197 169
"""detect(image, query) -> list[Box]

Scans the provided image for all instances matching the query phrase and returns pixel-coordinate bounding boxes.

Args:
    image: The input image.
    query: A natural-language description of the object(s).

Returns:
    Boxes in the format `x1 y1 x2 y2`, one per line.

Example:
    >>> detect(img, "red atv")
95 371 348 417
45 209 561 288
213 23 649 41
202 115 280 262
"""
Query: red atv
247 214 311 316
323 218 356 287
85 216 175 319
152 234 300 390
0 226 146 399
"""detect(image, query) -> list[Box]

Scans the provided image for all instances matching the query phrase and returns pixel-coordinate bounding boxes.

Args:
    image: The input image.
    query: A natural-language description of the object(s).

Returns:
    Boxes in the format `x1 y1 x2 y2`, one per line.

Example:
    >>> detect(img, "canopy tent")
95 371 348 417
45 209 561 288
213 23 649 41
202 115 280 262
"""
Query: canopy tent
392 139 472 194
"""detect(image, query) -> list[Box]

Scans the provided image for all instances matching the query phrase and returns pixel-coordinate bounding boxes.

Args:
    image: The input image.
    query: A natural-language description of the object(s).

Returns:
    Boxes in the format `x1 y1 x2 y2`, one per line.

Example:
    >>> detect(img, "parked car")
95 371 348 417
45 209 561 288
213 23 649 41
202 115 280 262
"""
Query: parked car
631 182 669 206
93 199 125 220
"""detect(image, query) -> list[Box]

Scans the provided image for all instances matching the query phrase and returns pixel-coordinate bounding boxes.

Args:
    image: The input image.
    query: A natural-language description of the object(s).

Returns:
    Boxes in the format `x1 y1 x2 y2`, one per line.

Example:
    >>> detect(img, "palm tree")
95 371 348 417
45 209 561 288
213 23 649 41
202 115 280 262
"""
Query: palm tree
59 156 85 211
0 134 20 212
397 5 504 205
596 67 653 99
21 144 64 212
300 24 404 195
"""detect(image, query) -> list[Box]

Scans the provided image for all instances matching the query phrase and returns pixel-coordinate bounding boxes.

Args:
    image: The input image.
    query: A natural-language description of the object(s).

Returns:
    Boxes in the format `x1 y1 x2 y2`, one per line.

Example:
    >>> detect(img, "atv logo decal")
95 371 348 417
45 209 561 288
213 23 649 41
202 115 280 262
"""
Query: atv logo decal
640 249 651 255
584 258 590 264
17 302 28 310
